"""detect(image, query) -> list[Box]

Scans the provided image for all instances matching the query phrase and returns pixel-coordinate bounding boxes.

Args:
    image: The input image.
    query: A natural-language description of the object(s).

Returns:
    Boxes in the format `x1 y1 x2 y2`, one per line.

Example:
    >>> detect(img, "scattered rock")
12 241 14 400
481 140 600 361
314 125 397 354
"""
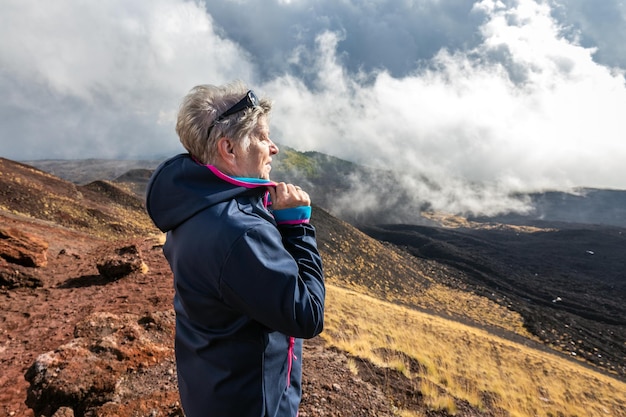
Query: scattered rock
0 227 48 267
51 406 74 417
0 259 43 288
24 311 178 417
95 243 147 280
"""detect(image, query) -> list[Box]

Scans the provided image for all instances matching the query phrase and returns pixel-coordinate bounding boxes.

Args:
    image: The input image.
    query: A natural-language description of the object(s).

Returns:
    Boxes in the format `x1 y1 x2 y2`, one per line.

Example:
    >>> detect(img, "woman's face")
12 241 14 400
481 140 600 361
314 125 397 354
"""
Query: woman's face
233 116 279 180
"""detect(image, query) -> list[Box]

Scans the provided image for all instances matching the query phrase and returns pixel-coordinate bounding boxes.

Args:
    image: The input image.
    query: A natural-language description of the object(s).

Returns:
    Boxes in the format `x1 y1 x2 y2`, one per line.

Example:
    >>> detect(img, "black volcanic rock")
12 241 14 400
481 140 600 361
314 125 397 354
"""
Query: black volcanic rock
359 222 626 379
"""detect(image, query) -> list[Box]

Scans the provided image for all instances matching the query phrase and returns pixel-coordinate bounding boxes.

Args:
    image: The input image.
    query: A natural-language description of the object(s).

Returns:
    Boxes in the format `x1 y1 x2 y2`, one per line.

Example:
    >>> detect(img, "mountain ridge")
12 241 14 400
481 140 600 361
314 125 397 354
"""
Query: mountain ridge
23 148 626 228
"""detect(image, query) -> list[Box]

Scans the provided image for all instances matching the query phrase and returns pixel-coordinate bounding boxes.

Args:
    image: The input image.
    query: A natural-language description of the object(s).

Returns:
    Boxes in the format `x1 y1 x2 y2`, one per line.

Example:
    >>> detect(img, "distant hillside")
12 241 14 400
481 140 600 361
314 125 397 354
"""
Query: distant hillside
471 188 626 228
22 158 162 185
24 149 626 228
0 158 156 239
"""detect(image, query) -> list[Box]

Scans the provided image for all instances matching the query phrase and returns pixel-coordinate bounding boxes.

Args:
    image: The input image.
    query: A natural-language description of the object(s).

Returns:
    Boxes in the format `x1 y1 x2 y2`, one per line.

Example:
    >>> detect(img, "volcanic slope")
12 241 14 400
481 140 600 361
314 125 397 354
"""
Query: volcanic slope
2 157 625 417
0 158 156 239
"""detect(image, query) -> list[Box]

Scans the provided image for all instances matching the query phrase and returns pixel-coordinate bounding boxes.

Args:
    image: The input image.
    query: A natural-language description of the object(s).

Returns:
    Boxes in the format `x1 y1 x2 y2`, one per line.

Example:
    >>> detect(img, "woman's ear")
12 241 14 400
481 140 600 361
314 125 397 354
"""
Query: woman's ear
217 137 236 161
214 137 239 175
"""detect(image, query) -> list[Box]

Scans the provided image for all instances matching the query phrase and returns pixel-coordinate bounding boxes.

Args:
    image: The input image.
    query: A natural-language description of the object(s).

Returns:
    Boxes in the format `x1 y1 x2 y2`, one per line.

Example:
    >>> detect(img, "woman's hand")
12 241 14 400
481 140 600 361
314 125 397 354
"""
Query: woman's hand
268 182 311 210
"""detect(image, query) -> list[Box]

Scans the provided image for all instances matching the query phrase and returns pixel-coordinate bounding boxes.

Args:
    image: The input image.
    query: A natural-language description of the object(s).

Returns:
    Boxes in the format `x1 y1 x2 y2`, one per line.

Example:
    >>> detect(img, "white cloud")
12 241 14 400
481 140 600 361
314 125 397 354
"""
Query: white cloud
1 0 625 216
262 0 626 214
0 0 255 159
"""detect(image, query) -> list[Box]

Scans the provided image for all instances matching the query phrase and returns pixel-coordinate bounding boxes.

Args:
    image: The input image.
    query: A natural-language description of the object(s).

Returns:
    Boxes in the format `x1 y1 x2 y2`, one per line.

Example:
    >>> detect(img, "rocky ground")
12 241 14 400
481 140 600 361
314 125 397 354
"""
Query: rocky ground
2 157 625 417
2 209 495 417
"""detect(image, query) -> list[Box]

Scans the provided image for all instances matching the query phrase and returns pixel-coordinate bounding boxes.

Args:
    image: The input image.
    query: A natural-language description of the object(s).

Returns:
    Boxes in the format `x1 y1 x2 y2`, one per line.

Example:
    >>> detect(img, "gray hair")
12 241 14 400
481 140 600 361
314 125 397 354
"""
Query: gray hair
175 81 272 164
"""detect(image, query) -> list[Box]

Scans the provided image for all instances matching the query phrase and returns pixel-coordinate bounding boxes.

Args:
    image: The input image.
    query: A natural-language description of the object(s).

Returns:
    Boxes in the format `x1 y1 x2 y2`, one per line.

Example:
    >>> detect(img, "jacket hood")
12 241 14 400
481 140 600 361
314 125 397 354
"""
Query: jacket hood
145 153 275 232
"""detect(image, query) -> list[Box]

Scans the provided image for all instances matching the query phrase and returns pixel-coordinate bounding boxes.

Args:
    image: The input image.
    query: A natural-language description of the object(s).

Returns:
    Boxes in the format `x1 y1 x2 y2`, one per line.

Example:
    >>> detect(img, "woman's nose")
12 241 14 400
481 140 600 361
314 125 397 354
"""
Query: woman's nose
270 140 279 154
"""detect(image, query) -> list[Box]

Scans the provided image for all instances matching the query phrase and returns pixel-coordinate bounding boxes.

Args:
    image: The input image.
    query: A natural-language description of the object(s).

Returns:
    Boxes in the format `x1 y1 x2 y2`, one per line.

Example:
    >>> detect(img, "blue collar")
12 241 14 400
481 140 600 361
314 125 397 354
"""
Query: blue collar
233 177 274 184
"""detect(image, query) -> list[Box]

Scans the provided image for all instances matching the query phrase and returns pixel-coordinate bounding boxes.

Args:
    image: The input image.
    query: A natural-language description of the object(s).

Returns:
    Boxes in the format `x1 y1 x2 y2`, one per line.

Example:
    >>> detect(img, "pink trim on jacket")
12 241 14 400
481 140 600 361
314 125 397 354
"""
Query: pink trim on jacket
205 165 277 188
277 219 310 225
287 336 297 388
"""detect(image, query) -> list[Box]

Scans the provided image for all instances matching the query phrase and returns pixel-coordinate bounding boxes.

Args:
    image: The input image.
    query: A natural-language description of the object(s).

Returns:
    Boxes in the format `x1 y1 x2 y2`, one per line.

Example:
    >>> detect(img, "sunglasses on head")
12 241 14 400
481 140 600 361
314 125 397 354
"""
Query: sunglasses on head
207 90 260 138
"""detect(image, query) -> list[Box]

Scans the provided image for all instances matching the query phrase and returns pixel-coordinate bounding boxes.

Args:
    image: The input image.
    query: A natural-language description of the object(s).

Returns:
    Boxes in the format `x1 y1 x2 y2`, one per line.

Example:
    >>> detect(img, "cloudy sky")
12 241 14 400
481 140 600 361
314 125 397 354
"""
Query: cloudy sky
1 0 626 215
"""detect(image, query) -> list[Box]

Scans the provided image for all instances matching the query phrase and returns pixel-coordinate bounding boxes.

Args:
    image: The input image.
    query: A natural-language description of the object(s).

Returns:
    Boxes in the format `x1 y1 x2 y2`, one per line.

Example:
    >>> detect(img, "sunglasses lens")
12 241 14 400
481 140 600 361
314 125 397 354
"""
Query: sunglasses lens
222 90 258 119
248 91 259 107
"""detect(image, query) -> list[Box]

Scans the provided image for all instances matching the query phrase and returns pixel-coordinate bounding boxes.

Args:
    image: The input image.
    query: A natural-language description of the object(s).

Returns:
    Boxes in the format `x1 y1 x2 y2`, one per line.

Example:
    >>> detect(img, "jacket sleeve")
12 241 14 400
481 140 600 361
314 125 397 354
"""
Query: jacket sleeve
218 221 325 339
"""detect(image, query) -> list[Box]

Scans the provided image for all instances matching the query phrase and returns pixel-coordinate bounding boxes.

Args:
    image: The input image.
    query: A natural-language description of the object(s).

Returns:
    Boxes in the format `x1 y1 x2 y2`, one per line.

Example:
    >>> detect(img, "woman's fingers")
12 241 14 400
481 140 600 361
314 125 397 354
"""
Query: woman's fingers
270 182 310 209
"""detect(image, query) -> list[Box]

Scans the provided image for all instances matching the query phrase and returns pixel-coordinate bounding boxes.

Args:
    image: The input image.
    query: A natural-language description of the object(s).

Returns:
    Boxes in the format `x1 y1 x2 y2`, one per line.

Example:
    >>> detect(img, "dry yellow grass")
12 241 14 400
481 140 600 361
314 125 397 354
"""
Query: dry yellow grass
332 276 536 342
320 218 537 342
321 284 626 417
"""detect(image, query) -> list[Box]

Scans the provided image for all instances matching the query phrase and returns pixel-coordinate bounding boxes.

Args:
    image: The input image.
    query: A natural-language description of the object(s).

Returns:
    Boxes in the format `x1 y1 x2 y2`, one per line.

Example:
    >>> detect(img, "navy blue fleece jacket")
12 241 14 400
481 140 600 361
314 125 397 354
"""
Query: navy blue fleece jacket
145 153 325 417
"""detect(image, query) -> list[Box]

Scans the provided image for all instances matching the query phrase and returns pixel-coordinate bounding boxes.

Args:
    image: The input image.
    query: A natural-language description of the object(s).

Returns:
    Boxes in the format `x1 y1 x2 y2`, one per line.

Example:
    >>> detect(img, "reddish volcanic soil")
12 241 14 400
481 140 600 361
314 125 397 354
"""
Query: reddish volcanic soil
0 212 174 416
0 212 410 417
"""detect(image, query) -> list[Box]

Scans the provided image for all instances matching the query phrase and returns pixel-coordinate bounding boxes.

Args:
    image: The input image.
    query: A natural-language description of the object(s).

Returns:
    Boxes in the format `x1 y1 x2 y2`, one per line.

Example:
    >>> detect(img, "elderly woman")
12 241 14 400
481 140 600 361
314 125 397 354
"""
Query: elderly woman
146 82 325 417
